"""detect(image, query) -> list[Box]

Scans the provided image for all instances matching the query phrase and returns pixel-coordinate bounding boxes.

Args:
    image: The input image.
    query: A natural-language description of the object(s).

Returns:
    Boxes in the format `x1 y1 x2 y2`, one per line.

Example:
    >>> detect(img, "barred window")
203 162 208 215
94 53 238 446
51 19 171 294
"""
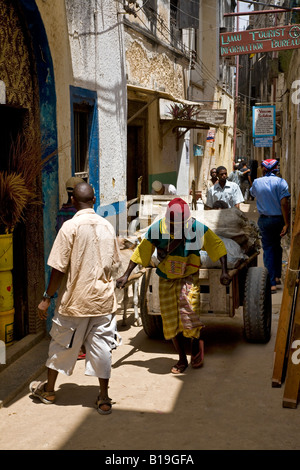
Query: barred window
73 103 90 179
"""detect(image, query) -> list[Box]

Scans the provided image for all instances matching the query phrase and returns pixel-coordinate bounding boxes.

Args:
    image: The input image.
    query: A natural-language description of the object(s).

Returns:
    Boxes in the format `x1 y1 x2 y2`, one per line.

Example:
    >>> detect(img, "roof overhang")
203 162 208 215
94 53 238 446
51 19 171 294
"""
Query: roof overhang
127 84 204 107
127 84 227 130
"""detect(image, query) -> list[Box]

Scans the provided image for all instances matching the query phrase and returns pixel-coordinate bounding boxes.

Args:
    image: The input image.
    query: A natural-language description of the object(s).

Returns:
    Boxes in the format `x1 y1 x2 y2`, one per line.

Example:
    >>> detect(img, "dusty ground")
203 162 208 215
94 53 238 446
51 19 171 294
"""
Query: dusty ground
0 202 299 451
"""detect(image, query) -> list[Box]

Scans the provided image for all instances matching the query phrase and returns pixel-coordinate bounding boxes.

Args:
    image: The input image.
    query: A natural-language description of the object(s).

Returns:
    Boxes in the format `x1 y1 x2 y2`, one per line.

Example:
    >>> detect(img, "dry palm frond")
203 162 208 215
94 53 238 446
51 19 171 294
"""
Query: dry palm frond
0 172 36 233
8 131 64 192
0 130 71 234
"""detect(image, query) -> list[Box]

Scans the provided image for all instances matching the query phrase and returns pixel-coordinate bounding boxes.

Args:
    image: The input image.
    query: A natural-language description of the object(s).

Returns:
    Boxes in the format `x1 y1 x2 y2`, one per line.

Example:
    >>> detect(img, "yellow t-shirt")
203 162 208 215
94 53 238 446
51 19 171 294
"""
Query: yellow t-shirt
131 217 226 279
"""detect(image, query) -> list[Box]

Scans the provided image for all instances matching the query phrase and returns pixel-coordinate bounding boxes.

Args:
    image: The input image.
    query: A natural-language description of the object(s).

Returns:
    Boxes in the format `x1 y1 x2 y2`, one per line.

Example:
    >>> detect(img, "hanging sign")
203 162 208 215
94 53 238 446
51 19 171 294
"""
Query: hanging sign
220 24 300 57
206 129 215 142
252 106 276 137
196 109 227 125
253 136 274 147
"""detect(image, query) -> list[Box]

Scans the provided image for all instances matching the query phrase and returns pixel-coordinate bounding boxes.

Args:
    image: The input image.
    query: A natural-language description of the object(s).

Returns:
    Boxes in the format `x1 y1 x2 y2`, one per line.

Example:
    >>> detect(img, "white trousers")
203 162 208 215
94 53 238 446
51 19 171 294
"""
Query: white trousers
46 313 120 379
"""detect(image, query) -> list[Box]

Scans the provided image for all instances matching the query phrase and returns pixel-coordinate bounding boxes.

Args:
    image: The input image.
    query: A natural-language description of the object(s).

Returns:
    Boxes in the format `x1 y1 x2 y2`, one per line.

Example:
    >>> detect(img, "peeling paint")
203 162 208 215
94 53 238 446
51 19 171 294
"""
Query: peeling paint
126 39 185 98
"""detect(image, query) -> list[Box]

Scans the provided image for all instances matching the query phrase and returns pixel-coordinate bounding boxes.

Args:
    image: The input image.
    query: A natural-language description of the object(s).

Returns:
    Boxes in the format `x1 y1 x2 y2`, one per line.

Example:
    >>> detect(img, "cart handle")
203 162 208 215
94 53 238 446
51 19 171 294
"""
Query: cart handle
228 251 260 279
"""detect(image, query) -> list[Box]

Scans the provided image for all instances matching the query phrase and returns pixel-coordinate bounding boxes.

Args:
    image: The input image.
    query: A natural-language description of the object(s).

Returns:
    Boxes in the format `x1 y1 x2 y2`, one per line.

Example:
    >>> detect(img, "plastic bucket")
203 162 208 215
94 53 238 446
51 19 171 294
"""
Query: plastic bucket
0 308 14 344
0 271 13 312
0 233 13 271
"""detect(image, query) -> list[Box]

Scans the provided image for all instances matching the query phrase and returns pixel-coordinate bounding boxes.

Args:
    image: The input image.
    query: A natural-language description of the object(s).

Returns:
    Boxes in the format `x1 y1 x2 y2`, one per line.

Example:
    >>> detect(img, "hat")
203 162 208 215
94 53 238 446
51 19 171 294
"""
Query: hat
261 159 278 171
165 198 191 224
66 176 85 191
152 180 163 192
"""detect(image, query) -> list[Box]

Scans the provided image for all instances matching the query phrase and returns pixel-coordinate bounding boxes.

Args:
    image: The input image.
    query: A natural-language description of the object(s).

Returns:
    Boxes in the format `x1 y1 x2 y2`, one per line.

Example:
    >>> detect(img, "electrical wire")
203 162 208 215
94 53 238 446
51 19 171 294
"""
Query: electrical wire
143 3 221 84
116 1 235 90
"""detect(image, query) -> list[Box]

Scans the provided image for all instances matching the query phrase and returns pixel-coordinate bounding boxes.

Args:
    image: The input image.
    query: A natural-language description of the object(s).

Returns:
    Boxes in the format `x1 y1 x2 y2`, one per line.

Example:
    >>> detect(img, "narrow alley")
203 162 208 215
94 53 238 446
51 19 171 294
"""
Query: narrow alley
0 0 300 455
0 202 299 451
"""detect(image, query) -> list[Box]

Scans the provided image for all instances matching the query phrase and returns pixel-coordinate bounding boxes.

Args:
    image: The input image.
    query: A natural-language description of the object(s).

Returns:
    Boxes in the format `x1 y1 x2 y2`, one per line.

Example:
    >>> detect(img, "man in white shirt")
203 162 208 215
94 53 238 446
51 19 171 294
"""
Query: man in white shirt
29 183 121 415
151 180 177 195
206 166 244 209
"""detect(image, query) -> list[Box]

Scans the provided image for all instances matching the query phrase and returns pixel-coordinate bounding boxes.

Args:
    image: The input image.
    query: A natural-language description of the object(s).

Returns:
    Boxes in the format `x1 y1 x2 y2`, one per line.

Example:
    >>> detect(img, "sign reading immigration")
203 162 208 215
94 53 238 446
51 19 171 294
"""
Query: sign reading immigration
220 24 300 57
252 106 276 138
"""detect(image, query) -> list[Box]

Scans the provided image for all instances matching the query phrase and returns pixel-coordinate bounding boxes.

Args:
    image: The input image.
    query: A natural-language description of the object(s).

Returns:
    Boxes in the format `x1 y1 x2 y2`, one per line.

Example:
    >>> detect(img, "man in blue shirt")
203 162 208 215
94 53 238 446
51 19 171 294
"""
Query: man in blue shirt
250 159 290 293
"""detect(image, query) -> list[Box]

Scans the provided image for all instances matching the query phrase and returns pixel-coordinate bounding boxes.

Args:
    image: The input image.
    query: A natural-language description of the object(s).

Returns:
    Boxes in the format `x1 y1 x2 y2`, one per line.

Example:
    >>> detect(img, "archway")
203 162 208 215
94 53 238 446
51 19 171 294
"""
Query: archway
0 0 58 339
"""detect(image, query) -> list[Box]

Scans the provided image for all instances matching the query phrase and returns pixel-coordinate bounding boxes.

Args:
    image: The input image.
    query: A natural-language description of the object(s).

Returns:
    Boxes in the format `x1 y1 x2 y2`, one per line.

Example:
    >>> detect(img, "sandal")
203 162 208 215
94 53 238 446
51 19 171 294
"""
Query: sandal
191 340 204 368
171 361 188 374
77 352 86 360
95 396 112 415
29 381 56 404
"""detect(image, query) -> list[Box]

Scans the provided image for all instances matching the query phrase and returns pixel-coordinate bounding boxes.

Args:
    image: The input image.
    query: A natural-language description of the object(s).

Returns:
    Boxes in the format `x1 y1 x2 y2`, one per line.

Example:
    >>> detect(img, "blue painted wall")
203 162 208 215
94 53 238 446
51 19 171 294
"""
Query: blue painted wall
19 0 58 330
70 87 127 230
70 86 100 208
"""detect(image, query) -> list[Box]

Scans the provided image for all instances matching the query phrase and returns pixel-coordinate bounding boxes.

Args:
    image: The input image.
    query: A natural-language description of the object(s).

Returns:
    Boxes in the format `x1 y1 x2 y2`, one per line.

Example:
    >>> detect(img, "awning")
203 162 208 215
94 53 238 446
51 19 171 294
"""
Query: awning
127 84 227 130
127 84 205 125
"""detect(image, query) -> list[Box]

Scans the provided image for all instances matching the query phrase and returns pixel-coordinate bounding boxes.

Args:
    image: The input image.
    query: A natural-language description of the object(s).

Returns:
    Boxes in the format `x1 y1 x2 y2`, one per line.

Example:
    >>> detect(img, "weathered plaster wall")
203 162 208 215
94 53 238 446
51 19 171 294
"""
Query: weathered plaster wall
189 0 235 192
279 52 300 223
65 0 127 209
125 25 189 191
36 0 73 206
126 32 185 99
201 1 219 102
38 0 127 210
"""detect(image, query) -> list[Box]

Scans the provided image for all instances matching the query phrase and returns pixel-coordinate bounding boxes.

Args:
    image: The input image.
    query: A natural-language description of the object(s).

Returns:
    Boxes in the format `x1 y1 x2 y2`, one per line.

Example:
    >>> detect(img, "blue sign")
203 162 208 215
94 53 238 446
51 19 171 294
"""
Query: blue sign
253 136 274 147
193 144 204 156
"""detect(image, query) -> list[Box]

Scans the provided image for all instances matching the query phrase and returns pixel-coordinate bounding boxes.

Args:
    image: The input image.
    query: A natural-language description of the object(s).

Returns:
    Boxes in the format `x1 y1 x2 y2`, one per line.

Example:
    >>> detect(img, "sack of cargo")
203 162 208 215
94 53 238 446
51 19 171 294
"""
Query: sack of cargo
200 236 248 269
191 208 260 254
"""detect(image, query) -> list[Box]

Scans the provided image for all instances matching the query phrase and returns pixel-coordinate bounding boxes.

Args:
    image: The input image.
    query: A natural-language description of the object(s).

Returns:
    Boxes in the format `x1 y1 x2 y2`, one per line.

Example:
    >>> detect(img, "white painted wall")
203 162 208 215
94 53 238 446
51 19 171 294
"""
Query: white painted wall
65 0 127 208
42 0 127 209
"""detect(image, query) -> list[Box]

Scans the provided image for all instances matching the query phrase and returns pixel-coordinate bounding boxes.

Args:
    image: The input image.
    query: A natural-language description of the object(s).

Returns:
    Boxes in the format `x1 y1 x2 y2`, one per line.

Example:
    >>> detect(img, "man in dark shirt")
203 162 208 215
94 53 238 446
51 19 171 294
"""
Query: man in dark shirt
239 162 251 202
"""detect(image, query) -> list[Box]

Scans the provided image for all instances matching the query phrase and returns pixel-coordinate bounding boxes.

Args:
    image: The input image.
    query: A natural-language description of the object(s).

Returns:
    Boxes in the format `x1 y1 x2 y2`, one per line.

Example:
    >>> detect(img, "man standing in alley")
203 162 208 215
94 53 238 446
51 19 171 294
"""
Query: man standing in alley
205 166 244 209
239 161 252 202
228 163 242 187
56 176 86 361
250 159 290 294
29 182 121 415
202 167 218 208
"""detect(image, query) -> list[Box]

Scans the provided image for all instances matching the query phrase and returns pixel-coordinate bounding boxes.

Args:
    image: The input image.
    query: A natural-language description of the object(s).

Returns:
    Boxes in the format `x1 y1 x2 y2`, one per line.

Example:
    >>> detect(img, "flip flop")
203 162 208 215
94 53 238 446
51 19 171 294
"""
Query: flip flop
171 361 188 374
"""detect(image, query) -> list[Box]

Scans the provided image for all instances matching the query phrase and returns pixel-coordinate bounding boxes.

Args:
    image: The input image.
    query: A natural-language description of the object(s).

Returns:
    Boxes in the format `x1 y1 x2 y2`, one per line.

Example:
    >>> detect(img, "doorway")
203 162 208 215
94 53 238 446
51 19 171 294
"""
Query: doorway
0 105 32 339
127 100 148 201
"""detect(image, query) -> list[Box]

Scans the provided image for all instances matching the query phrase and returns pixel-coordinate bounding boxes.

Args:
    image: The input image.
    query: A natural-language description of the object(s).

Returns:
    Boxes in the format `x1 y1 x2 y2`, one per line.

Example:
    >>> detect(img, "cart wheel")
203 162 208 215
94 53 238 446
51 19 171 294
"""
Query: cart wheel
140 272 164 339
243 266 272 343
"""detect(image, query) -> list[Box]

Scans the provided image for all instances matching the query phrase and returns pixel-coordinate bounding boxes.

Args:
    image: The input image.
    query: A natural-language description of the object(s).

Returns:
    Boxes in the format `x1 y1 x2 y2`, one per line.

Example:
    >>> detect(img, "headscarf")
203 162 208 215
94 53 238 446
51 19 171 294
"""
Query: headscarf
261 159 278 175
165 198 191 224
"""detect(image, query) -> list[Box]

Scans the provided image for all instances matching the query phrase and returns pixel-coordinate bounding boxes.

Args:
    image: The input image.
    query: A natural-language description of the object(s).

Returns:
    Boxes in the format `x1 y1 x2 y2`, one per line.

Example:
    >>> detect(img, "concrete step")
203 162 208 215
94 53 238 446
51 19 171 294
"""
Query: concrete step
0 335 49 408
